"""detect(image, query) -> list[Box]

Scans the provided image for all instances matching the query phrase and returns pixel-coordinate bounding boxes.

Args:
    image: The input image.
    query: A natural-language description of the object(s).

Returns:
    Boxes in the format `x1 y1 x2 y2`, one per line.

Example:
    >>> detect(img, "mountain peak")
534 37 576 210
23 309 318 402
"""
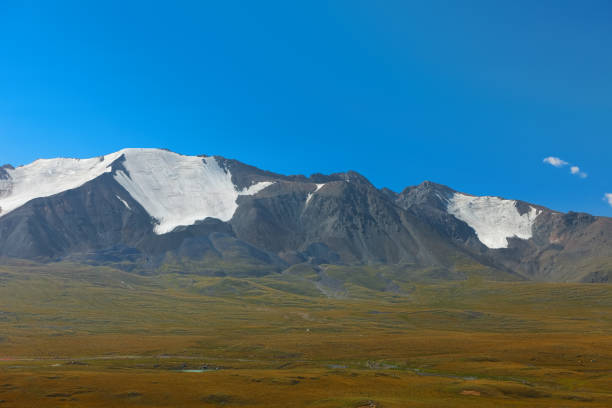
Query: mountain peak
0 149 275 233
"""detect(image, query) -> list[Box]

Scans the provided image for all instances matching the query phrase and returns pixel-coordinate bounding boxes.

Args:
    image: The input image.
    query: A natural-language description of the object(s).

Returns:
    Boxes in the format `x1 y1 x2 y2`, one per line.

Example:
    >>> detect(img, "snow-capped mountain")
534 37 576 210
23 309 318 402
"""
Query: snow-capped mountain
1 148 610 282
0 149 272 233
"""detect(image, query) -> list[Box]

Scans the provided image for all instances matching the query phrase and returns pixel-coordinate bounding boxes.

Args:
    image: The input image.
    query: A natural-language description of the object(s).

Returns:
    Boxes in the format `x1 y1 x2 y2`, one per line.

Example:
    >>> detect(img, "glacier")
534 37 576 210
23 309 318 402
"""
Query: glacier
113 149 272 234
447 193 540 249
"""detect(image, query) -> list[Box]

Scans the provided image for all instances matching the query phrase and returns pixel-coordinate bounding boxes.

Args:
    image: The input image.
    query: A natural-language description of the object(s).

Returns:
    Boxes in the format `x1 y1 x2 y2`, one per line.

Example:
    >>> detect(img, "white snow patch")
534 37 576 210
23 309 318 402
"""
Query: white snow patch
0 152 122 217
306 183 325 205
447 193 541 249
116 195 131 210
112 149 273 234
240 181 273 196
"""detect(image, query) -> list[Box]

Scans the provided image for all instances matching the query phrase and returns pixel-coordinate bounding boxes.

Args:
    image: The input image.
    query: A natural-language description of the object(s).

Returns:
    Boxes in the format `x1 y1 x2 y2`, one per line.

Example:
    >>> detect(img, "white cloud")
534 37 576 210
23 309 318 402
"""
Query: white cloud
570 166 588 178
543 156 568 167
543 157 588 178
605 193 612 207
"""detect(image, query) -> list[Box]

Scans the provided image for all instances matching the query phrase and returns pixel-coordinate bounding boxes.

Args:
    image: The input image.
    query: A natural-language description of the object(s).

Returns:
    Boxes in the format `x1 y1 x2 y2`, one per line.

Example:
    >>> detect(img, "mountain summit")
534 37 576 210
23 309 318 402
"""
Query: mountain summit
1 148 610 282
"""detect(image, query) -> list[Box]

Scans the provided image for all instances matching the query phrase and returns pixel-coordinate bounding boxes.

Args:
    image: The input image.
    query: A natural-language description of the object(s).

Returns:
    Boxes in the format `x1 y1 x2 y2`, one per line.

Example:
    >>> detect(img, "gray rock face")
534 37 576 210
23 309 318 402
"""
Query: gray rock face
0 173 153 259
0 166 12 203
231 173 451 266
0 150 611 282
395 181 612 282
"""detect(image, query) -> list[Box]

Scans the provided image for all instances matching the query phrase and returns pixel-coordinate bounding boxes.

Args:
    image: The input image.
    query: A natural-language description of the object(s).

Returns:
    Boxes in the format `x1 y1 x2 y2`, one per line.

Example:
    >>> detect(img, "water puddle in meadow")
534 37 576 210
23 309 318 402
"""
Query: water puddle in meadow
178 366 221 373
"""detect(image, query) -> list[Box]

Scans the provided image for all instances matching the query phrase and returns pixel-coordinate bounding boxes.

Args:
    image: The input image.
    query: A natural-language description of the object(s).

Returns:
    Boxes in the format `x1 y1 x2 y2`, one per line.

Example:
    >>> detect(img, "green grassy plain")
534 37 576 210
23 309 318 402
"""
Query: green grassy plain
0 261 610 407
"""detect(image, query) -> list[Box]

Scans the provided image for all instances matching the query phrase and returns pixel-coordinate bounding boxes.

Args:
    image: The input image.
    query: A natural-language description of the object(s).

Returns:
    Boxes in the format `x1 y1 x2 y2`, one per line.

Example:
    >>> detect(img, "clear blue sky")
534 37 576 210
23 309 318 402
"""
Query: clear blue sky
1 1 611 215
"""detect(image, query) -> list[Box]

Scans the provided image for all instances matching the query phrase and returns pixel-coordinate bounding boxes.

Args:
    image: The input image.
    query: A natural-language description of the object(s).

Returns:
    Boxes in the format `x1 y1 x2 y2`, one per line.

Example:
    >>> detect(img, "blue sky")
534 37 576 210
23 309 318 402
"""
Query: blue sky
1 1 611 215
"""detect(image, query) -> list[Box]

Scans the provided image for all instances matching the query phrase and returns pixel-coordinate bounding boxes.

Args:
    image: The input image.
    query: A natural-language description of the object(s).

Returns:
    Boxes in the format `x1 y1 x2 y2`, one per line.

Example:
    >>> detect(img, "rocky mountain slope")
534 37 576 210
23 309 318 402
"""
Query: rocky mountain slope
0 148 610 282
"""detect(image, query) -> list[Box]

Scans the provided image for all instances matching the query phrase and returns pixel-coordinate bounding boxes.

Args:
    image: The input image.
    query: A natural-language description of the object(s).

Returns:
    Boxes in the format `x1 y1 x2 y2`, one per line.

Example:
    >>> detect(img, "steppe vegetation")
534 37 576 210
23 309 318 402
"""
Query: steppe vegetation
0 260 610 407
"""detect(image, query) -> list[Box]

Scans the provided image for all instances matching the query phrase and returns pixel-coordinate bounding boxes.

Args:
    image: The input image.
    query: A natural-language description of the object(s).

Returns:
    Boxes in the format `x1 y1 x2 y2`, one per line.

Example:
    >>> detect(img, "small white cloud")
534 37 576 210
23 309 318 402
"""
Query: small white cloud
544 156 588 178
543 156 568 167
605 193 612 207
570 166 588 178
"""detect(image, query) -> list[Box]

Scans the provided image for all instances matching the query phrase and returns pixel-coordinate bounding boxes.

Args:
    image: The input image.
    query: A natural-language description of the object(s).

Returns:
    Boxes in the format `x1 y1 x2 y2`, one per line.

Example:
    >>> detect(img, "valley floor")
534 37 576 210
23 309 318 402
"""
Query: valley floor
0 262 611 407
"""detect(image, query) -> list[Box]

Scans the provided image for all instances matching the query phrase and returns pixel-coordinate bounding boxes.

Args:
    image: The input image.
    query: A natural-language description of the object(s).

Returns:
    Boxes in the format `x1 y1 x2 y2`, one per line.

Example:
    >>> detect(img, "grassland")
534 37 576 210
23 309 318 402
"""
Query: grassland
0 260 611 407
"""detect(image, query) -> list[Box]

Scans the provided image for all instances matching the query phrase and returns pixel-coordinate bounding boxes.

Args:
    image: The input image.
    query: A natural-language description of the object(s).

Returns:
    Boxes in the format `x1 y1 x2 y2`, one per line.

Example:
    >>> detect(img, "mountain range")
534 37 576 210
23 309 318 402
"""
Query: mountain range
0 148 610 283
